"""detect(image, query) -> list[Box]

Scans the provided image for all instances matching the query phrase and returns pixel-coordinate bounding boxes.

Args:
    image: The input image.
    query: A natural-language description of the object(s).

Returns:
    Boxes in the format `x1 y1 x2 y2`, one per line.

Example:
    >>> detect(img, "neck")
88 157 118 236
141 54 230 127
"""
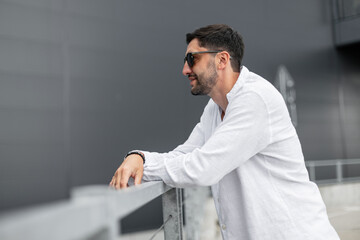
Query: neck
210 71 240 112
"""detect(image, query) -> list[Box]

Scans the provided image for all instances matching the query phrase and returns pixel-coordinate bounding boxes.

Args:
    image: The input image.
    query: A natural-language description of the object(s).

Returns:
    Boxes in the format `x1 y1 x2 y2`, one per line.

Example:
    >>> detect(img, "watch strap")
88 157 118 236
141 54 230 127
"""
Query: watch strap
124 151 145 164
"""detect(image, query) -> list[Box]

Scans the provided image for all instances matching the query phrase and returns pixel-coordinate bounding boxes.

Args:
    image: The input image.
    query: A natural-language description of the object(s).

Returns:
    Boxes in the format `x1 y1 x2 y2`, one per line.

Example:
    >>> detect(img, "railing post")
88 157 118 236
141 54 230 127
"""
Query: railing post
336 160 343 183
162 188 183 240
184 187 209 240
309 162 316 182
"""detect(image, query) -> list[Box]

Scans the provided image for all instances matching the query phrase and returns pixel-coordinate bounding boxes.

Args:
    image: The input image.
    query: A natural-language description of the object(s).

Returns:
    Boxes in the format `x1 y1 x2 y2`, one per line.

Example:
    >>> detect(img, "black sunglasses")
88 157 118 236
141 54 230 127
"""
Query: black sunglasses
184 51 222 68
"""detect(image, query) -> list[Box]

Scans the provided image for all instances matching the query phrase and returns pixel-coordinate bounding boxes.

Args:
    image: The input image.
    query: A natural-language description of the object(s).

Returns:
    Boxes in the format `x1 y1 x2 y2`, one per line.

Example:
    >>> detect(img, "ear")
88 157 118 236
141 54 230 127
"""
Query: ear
217 51 231 70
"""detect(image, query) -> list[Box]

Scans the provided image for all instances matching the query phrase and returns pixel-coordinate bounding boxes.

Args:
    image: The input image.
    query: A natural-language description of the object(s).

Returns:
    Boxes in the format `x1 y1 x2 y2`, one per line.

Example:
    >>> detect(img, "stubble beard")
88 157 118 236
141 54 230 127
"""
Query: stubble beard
191 61 218 96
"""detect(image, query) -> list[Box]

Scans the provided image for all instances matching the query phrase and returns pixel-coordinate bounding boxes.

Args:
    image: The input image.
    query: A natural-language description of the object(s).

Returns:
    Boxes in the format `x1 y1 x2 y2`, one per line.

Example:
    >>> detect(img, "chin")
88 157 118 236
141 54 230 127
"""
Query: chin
190 87 198 95
191 88 204 96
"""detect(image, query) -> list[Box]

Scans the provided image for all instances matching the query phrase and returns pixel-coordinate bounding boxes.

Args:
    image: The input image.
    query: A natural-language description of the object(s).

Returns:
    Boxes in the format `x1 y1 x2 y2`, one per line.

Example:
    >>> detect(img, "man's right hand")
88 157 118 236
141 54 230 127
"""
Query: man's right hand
109 154 144 189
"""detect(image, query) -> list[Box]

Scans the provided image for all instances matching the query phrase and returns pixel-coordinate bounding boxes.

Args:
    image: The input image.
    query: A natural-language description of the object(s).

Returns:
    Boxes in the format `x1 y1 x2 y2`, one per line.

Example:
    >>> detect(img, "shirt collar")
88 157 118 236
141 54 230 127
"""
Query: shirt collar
226 66 248 102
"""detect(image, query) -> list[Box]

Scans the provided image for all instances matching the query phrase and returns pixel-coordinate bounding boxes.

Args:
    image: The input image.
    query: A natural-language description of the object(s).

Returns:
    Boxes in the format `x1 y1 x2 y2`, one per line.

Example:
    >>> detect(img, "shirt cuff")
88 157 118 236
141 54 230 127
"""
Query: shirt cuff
142 151 172 183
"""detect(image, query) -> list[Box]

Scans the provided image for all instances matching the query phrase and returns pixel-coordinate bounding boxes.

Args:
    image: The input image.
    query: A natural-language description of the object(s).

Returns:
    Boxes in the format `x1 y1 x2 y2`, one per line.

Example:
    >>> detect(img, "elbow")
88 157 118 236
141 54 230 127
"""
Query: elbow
186 169 221 187
165 153 222 187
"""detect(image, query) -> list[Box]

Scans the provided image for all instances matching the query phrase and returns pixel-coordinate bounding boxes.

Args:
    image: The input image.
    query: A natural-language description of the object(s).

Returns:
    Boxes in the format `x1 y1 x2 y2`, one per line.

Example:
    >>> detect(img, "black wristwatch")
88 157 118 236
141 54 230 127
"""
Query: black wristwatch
124 151 145 164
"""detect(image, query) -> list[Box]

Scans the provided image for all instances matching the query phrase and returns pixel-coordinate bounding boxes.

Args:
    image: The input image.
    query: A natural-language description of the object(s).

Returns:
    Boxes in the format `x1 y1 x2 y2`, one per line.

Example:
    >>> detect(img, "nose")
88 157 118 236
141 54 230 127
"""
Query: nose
182 61 192 76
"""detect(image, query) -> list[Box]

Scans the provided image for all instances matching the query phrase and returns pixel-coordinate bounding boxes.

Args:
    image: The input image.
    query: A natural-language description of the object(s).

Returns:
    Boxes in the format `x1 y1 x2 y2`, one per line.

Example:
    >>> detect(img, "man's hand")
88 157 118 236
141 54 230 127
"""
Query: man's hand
109 154 144 189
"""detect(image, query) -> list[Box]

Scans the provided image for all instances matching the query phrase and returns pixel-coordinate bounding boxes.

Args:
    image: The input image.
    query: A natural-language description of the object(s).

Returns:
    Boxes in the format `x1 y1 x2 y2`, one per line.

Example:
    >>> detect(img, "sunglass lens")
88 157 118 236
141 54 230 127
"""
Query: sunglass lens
186 53 194 67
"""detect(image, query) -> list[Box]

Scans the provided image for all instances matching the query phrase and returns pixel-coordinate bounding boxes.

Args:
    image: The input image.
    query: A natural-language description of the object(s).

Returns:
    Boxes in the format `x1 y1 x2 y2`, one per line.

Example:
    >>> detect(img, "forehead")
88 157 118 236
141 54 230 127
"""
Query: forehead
186 38 207 54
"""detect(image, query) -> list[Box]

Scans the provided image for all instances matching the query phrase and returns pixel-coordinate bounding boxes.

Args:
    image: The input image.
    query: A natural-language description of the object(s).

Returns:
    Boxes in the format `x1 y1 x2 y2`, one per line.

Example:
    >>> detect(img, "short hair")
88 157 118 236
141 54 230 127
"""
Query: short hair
186 24 244 72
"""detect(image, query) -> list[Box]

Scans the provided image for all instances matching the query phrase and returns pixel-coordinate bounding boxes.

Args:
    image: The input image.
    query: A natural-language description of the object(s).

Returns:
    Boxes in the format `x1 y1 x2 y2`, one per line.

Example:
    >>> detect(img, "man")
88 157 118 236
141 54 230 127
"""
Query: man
110 24 339 240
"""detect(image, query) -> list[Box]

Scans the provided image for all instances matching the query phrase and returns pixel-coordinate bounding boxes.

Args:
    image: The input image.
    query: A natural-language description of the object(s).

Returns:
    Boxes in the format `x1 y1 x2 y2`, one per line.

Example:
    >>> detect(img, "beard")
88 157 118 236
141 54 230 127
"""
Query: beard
191 61 218 96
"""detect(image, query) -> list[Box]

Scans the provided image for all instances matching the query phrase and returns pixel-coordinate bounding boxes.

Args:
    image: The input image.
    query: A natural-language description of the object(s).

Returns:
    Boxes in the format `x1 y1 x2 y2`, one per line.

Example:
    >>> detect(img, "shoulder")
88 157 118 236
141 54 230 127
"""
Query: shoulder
241 68 284 106
202 98 218 117
228 67 288 119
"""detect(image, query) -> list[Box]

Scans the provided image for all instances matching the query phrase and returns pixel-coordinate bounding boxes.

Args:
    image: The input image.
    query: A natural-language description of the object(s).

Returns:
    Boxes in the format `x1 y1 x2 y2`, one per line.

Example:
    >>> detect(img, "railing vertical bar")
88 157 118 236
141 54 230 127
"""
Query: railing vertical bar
162 188 183 240
309 162 316 182
184 187 209 240
336 160 343 183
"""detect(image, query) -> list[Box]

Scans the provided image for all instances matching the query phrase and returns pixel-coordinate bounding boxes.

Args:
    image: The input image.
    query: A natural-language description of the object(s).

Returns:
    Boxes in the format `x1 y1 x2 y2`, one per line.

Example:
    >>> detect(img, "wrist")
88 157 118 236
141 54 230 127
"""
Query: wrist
125 151 145 164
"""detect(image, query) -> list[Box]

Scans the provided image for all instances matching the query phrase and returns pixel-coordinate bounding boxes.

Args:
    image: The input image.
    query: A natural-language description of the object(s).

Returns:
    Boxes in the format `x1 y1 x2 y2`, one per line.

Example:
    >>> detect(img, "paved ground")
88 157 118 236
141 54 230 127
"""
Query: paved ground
327 205 360 240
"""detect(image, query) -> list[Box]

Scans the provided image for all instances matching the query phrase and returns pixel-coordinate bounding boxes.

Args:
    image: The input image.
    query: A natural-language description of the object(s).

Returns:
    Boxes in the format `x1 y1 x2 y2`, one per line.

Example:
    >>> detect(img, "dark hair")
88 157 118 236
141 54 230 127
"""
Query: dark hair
186 24 244 72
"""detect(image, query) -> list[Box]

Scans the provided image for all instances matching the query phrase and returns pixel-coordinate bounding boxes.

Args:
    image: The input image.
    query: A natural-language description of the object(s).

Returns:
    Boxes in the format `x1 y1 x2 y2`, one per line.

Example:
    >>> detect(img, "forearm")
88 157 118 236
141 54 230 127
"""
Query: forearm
141 142 202 182
143 92 271 188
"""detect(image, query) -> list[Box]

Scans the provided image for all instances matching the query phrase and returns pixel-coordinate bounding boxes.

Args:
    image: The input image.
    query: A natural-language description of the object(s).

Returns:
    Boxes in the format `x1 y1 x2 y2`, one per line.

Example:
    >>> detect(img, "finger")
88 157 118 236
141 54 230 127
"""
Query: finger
134 170 143 185
109 176 114 184
120 168 132 189
109 177 115 187
115 171 122 189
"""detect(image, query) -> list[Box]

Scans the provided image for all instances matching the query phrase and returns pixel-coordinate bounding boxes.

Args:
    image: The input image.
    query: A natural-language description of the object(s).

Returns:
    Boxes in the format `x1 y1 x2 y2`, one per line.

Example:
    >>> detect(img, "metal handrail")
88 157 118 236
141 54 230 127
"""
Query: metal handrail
0 181 183 240
306 158 360 184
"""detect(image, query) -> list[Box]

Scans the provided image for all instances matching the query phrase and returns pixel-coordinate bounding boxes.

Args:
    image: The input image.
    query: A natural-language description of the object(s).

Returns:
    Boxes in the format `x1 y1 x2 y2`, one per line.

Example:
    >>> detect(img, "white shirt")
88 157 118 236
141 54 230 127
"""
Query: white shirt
142 66 339 240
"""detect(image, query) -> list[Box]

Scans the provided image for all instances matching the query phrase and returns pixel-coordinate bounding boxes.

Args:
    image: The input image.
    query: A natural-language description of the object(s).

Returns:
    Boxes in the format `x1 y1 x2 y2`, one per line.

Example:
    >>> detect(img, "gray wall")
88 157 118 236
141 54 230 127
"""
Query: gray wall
0 0 359 232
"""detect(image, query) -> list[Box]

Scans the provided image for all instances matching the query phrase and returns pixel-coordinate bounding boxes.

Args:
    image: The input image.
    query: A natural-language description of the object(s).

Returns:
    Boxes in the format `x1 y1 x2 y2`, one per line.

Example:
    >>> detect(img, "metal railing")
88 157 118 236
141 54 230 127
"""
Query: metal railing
2 159 359 240
306 158 360 184
0 181 184 240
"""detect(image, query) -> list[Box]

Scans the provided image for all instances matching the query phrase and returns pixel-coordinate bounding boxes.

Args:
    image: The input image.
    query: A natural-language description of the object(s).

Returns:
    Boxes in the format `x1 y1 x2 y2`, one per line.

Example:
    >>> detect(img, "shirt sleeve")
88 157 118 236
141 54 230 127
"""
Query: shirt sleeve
142 91 271 187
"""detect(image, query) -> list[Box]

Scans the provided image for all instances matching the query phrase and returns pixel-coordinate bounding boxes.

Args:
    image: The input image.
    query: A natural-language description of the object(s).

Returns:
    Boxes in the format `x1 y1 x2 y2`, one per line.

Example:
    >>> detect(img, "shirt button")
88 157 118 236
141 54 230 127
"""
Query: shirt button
221 224 226 230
